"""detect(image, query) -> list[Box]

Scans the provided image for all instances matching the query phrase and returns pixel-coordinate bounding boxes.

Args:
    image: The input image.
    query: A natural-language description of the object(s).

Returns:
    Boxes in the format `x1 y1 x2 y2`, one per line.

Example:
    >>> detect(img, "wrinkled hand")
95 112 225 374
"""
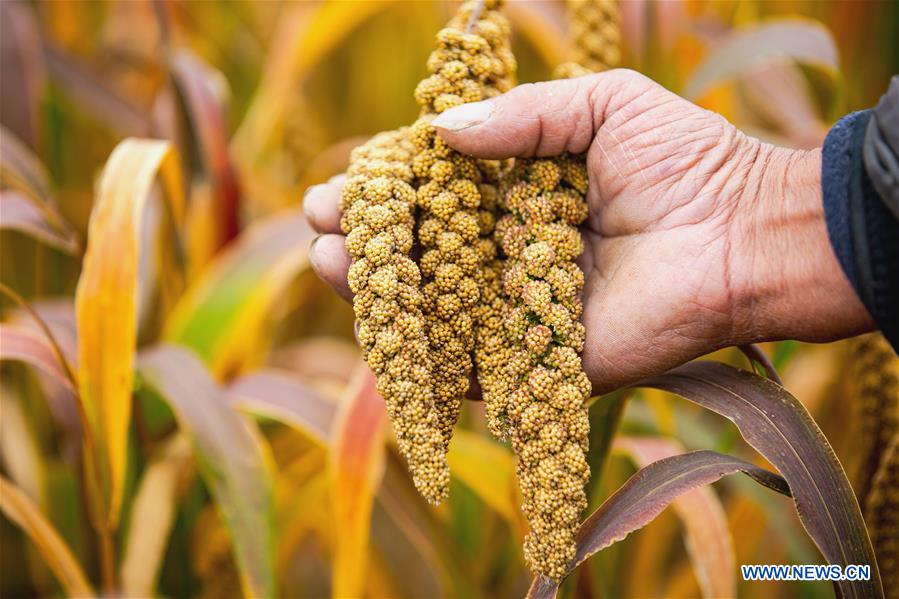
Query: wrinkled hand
304 69 871 393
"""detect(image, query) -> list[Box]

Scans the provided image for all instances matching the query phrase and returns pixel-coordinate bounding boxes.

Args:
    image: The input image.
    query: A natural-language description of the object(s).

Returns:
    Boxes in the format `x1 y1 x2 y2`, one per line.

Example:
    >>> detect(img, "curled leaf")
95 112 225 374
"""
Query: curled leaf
0 191 78 253
0 324 74 392
641 361 883 598
0 126 77 251
528 450 787 599
164 211 313 378
228 369 337 446
614 436 736 599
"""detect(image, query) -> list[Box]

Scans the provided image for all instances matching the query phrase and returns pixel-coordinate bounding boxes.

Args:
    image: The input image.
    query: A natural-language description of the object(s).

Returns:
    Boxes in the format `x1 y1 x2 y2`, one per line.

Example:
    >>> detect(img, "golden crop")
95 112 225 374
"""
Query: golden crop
341 128 451 504
341 0 610 579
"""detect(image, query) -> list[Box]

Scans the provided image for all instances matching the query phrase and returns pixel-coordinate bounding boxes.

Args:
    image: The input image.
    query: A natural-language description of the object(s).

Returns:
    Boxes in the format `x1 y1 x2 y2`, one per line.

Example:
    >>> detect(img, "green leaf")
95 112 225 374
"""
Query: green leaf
163 211 314 378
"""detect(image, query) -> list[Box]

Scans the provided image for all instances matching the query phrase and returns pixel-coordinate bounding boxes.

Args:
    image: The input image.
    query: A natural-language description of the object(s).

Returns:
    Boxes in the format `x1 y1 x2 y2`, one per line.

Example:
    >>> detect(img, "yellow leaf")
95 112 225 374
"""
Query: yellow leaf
74 138 185 528
0 475 94 597
447 429 524 536
329 365 387 598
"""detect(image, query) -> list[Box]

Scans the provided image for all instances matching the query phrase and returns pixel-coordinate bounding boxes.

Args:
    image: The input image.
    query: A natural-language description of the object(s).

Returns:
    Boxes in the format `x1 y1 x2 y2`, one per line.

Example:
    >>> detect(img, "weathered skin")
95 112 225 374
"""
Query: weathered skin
306 69 872 395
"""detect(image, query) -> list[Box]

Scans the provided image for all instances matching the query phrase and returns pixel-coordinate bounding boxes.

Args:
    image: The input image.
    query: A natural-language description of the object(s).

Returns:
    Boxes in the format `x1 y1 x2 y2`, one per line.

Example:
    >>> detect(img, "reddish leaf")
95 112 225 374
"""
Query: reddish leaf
641 361 883 598
684 18 839 100
0 324 74 392
329 365 388 597
228 369 337 446
137 345 276 598
615 436 736 598
528 450 787 599
169 50 241 248
0 191 78 253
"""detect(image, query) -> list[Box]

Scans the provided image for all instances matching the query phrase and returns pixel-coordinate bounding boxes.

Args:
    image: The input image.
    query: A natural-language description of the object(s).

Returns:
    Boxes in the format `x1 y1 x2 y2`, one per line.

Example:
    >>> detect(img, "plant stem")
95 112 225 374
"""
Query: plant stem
99 524 116 593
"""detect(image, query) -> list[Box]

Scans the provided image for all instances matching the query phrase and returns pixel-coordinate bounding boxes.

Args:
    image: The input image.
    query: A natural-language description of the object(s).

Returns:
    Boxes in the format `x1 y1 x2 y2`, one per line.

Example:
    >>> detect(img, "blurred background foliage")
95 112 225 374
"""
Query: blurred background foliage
0 1 897 598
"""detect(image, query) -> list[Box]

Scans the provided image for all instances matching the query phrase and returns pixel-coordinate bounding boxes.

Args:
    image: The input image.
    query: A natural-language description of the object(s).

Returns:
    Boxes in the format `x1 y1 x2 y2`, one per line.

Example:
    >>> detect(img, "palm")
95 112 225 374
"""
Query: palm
577 83 754 390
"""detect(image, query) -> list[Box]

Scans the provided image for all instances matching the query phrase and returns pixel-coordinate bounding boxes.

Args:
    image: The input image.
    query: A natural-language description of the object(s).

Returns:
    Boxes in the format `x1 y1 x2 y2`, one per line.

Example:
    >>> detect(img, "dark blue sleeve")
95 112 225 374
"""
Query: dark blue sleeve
822 85 899 353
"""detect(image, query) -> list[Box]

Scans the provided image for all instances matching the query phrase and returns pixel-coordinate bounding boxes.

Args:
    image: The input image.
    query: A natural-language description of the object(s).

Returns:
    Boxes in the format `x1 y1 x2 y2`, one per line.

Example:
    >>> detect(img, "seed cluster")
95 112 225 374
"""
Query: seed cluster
849 334 899 506
564 0 622 73
340 128 450 503
411 0 516 450
494 158 592 580
865 434 899 595
847 333 899 593
338 0 611 580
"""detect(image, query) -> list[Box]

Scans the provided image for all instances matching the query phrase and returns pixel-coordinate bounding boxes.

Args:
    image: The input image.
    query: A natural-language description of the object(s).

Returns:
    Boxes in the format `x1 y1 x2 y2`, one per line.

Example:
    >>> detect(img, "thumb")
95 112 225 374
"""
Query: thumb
430 68 651 159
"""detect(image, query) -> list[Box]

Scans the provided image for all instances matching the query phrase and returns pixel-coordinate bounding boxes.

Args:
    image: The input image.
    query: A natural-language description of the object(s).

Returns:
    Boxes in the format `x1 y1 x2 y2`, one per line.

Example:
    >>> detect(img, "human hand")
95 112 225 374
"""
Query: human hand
304 69 872 393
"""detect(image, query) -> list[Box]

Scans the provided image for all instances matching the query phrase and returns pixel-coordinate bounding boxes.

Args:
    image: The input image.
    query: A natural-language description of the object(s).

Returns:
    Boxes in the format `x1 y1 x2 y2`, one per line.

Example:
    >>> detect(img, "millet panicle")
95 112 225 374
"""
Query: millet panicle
849 333 899 506
339 128 450 503
496 157 593 580
864 433 899 595
559 0 621 76
410 0 516 450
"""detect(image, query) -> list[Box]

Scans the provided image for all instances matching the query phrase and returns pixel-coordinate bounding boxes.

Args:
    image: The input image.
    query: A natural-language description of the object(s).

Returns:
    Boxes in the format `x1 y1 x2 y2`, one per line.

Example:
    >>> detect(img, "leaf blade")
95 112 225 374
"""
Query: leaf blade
641 361 883 598
329 365 388 598
120 434 194 597
614 436 736 599
447 429 522 531
527 450 788 599
163 211 313 377
74 138 185 527
0 191 78 253
684 18 839 100
0 324 74 392
228 368 337 446
0 475 94 597
137 344 276 598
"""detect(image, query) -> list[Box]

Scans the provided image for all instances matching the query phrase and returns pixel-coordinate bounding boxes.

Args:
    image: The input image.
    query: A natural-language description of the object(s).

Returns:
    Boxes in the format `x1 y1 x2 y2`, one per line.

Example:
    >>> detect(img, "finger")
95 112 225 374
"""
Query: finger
309 234 352 302
303 179 344 235
431 69 654 159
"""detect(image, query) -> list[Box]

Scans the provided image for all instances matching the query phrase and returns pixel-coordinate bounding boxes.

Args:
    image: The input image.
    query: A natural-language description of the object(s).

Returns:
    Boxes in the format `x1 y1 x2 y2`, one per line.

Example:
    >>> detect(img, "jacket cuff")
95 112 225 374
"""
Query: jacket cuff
822 111 868 294
822 110 899 352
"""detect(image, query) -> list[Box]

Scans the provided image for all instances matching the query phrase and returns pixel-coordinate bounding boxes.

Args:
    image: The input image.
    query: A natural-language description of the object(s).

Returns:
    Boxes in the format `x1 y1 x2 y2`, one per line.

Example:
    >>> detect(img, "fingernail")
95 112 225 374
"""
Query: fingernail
431 101 493 131
303 185 321 221
303 184 322 203
308 234 322 267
